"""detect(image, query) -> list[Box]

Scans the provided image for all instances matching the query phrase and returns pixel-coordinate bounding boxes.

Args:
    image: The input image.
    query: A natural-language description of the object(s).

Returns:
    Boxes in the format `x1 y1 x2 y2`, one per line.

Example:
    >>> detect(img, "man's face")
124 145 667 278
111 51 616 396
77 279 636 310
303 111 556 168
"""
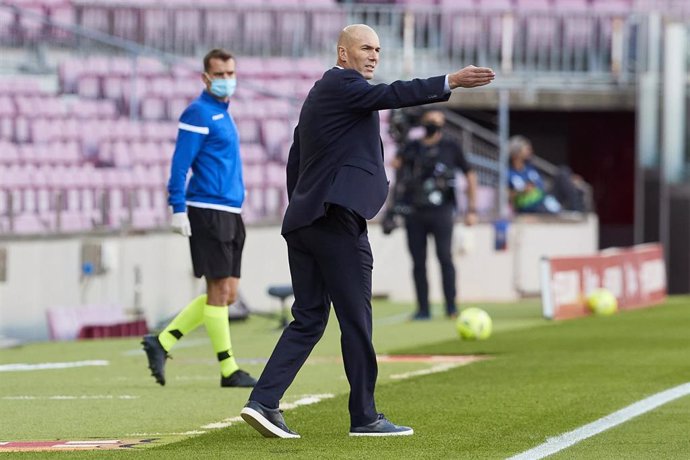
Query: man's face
339 30 380 80
203 57 236 90
522 144 533 161
421 111 445 128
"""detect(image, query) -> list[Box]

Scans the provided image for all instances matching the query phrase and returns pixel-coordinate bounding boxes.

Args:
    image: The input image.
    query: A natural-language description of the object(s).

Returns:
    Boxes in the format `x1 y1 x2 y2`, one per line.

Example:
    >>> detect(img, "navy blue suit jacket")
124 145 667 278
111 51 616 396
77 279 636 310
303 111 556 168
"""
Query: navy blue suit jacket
282 67 451 235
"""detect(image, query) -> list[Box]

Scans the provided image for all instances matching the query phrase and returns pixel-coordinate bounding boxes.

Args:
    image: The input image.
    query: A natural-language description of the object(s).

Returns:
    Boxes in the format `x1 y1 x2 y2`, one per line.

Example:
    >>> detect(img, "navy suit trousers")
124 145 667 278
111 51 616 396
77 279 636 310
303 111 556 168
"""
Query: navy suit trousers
249 205 379 427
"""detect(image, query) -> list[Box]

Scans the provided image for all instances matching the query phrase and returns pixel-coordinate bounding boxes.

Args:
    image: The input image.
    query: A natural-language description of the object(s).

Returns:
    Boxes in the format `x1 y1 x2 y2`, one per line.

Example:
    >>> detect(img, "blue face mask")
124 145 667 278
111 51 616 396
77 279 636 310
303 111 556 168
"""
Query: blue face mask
209 77 236 98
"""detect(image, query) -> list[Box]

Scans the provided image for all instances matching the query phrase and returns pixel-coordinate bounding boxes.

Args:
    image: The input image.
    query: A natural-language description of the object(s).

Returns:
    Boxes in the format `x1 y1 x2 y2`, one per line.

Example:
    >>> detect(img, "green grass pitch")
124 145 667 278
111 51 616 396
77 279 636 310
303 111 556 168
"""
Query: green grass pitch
1 297 688 458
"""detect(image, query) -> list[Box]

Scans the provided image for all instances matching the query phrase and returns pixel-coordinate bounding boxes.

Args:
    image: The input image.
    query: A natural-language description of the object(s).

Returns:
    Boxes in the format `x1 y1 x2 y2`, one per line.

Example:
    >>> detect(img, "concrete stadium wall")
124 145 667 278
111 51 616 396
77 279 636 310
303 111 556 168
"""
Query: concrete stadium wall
0 215 597 341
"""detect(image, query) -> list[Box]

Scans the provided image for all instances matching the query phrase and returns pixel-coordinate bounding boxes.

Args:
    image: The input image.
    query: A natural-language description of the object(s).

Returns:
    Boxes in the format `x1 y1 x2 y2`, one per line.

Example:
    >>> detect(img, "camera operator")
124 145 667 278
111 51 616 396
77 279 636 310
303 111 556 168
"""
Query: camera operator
389 109 477 320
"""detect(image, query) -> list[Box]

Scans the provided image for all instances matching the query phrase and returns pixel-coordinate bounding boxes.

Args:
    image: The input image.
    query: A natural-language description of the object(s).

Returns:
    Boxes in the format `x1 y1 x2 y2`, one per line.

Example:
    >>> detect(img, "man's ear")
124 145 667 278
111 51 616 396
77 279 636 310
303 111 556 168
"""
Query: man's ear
338 46 347 63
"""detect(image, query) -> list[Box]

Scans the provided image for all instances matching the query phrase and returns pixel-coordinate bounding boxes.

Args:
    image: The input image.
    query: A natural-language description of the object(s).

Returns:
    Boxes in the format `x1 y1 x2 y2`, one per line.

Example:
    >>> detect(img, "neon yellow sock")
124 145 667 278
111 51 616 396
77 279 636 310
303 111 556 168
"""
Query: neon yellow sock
203 304 239 377
157 295 206 352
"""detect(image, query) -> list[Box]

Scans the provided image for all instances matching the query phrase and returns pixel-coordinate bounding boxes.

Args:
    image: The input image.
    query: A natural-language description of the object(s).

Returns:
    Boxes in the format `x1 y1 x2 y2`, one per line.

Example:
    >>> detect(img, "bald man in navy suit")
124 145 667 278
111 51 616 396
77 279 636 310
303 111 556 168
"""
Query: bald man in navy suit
241 24 495 438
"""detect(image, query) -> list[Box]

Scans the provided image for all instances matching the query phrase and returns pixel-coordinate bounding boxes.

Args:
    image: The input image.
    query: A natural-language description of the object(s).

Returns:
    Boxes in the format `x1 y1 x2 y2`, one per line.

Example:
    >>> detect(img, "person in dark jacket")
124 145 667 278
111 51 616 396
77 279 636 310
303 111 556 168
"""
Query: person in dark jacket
240 24 494 438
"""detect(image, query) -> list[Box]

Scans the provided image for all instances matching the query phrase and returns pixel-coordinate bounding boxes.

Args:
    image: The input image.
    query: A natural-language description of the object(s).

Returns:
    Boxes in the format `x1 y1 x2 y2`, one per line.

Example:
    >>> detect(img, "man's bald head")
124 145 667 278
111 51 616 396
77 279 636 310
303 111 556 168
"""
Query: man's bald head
336 24 380 80
337 24 377 49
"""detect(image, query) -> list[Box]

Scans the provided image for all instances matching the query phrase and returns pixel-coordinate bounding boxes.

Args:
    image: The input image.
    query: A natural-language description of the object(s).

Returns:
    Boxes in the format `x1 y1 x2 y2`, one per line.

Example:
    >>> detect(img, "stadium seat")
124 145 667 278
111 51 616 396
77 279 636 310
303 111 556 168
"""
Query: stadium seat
47 304 147 340
592 0 632 14
242 143 269 165
11 212 46 235
267 284 294 329
261 119 292 159
237 119 261 144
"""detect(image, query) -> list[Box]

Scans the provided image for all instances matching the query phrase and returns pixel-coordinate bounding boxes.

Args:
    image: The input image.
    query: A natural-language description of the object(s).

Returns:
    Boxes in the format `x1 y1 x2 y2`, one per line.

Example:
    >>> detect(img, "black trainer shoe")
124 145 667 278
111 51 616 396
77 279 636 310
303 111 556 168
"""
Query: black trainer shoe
410 312 431 321
221 369 257 388
240 400 300 438
349 413 414 437
141 335 169 386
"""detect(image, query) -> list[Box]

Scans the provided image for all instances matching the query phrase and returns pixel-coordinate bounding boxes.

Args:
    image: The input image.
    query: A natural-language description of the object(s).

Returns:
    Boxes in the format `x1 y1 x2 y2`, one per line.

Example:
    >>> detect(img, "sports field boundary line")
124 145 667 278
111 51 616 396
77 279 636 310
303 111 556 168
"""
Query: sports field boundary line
0 360 109 372
507 382 690 460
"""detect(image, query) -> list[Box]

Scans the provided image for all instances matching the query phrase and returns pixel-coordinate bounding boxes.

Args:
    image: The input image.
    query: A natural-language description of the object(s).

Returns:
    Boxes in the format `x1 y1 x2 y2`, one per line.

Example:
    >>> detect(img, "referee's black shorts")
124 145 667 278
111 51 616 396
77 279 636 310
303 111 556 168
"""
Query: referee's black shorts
187 206 245 279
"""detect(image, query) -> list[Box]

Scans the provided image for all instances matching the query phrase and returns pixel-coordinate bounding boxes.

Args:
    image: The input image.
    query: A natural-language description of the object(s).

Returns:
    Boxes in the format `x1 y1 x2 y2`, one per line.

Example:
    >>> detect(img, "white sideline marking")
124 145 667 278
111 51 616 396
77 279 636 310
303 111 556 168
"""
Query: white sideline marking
508 382 690 460
390 363 462 380
200 394 335 429
3 395 138 400
374 313 411 326
0 360 109 372
200 416 243 430
63 441 119 444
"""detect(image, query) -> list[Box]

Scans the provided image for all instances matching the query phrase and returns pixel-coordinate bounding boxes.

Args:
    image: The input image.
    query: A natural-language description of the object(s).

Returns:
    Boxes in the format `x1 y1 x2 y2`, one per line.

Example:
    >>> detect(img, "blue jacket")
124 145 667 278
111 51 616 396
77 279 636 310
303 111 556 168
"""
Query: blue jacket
168 91 244 214
282 67 450 235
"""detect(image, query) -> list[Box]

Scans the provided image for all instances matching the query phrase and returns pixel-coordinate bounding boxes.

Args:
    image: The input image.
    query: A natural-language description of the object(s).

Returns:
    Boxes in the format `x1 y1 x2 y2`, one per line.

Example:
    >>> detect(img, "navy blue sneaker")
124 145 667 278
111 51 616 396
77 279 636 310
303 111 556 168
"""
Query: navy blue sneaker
349 413 414 437
410 312 431 321
141 335 169 386
221 369 257 388
240 400 300 438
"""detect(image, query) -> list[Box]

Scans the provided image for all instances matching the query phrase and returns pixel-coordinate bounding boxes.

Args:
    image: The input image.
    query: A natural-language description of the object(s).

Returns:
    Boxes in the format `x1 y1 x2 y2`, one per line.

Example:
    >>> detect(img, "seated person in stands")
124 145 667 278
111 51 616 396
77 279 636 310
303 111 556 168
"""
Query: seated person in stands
508 135 562 214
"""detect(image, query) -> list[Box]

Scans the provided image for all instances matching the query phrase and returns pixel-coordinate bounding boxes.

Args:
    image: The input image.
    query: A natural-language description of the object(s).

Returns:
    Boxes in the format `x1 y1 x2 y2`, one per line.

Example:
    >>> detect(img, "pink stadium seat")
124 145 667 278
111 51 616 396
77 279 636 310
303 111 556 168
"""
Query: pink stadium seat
592 0 631 14
14 117 30 143
46 304 138 340
295 57 327 79
17 4 47 41
478 0 513 11
140 97 167 120
142 8 168 48
515 0 551 11
102 76 124 100
265 162 286 188
301 0 336 5
310 7 346 50
439 0 476 9
275 9 309 55
131 209 159 229
0 140 18 164
58 210 91 232
554 0 588 10
241 143 268 165
137 57 168 77
112 8 139 43
243 164 265 188
0 117 13 141
0 96 14 116
168 96 191 119
204 10 242 47
77 75 101 99
111 141 132 167
12 212 46 235
49 4 75 29
237 119 260 144
261 119 292 158
243 186 264 219
0 7 14 41
173 9 201 50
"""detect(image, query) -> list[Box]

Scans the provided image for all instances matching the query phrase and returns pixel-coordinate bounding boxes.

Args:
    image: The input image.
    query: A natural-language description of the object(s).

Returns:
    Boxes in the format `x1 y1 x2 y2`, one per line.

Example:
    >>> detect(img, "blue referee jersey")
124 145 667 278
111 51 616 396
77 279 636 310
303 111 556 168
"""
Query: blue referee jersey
168 90 244 214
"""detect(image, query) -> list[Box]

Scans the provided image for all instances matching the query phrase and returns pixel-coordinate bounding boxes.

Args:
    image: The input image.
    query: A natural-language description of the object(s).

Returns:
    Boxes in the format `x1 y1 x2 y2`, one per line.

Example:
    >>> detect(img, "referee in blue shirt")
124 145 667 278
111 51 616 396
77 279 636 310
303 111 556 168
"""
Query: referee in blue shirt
141 49 256 389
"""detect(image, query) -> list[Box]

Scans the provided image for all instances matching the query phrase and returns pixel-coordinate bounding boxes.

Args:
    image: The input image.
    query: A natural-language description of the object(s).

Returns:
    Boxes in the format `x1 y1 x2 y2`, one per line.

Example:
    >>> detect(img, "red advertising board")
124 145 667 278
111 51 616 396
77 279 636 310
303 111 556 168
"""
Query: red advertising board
540 243 666 320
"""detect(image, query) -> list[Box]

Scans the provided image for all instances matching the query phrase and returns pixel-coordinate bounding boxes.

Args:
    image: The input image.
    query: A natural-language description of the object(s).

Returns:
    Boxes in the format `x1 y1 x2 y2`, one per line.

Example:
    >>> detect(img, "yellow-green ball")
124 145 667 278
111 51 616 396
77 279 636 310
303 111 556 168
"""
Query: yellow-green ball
456 307 492 340
586 288 618 316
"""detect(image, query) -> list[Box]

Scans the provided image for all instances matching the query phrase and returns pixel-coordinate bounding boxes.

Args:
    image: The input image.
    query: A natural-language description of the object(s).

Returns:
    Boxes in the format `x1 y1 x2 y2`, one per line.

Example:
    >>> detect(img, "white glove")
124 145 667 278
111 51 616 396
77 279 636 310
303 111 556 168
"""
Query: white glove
171 212 192 237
